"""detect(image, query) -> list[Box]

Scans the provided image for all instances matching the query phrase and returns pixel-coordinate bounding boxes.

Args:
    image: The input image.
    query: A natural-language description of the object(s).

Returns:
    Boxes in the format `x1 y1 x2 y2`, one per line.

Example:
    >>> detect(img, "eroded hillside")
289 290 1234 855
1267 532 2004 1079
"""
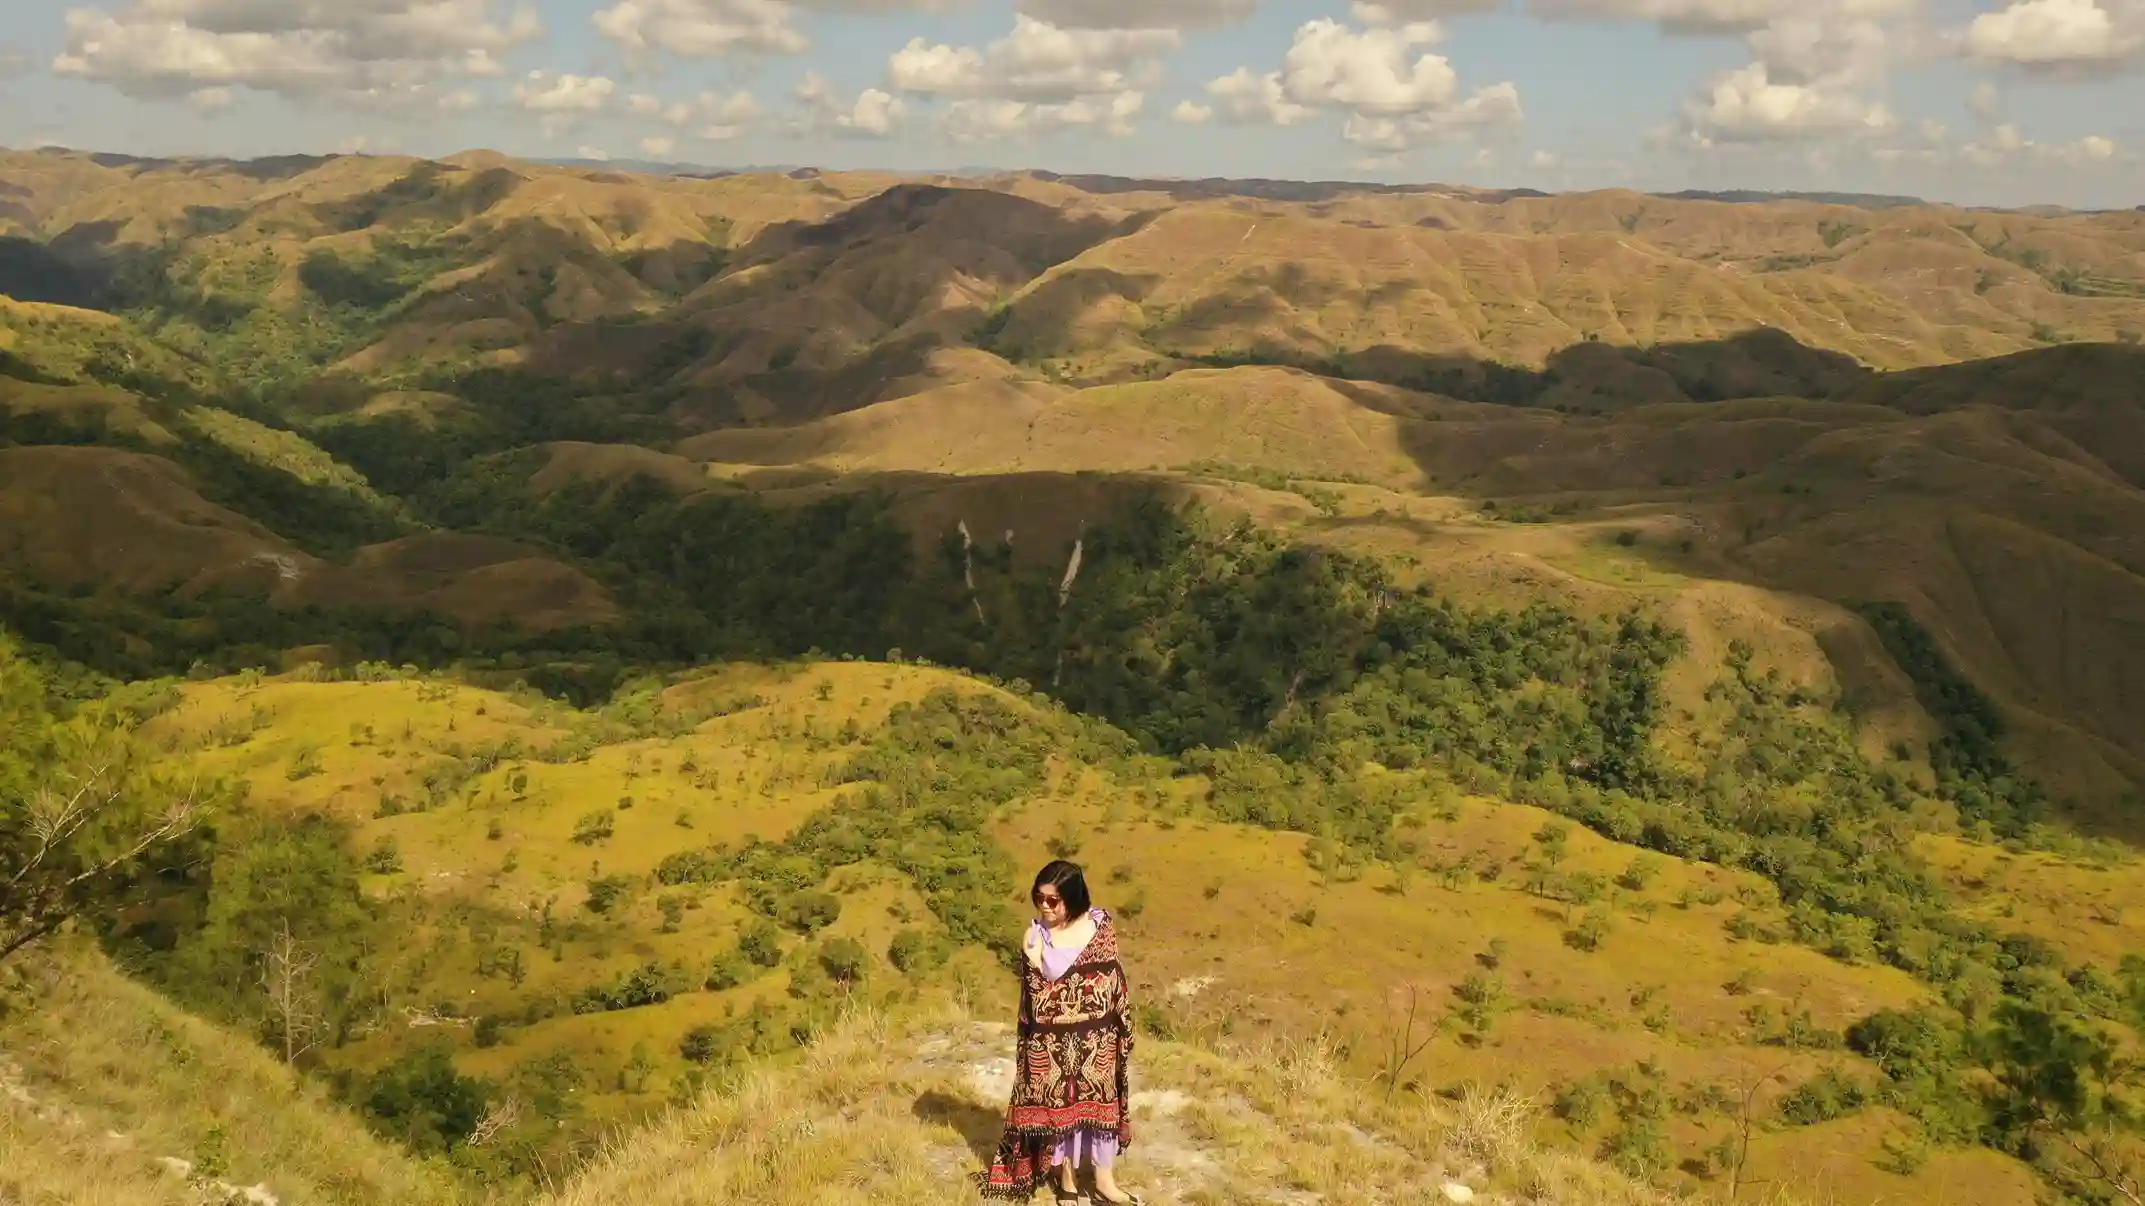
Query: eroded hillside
1 147 2140 822
4 148 2145 1206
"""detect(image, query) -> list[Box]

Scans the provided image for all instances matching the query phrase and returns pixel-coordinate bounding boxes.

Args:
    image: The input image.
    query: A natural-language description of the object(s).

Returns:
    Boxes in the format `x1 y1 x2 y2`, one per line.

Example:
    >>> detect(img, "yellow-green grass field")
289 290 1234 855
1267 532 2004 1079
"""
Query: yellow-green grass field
123 656 2121 1203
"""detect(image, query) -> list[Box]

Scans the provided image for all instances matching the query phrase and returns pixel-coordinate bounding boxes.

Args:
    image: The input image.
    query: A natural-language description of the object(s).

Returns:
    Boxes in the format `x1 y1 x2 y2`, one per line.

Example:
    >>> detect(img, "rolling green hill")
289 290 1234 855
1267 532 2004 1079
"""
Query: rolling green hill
3 146 2144 1206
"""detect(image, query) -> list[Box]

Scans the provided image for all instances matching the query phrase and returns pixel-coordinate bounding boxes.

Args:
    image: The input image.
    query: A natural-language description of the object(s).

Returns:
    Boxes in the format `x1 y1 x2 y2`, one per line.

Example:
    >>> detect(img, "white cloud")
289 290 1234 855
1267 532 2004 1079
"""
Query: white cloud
513 70 616 112
1171 99 1213 122
1970 80 2001 116
939 90 1144 141
629 93 696 124
1667 13 1900 144
1202 67 1316 124
888 16 1179 102
338 134 372 153
847 88 906 135
1016 0 1255 29
1283 20 1461 112
0 43 31 80
188 85 234 109
1681 59 1895 141
1534 0 1918 152
592 0 806 59
2066 132 2118 159
1875 120 2122 169
1337 82 1522 145
1530 148 1558 166
1532 0 1910 33
640 135 677 157
698 90 761 138
51 0 540 105
1352 0 1500 22
577 144 612 160
1962 0 2145 69
627 88 762 138
795 71 905 137
1196 16 1517 152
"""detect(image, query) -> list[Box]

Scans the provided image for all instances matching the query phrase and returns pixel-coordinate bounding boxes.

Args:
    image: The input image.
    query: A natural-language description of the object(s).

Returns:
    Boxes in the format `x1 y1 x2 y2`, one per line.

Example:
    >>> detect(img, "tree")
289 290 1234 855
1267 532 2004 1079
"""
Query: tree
1 636 214 965
361 1041 491 1155
259 922 323 1066
1984 1002 2144 1204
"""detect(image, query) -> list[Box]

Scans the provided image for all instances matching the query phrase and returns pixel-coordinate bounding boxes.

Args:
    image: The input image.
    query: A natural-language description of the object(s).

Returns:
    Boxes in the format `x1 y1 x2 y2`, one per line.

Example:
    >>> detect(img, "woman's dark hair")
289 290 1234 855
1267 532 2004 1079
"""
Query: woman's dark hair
1031 860 1091 916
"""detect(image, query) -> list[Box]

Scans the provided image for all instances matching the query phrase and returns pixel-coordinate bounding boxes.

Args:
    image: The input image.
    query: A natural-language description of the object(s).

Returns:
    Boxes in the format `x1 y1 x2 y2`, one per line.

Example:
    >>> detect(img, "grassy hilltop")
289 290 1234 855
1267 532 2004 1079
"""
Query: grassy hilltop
1 146 2144 1206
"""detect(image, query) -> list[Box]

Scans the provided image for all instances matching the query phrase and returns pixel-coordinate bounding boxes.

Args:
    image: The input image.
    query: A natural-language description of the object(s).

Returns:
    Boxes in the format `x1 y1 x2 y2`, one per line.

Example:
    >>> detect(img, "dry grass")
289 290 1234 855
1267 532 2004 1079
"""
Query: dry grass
0 948 464 1206
539 1001 1694 1206
131 657 2071 1204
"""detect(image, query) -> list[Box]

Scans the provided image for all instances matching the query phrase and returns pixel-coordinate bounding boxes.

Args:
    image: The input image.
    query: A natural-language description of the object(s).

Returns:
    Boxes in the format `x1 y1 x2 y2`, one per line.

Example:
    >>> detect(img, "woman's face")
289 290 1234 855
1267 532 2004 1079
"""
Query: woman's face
1034 882 1068 925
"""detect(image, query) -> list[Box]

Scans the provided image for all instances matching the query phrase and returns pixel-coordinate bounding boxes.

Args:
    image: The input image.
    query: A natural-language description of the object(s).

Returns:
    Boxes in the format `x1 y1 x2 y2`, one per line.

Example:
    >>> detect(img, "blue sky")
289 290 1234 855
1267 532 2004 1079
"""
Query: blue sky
1 0 2141 207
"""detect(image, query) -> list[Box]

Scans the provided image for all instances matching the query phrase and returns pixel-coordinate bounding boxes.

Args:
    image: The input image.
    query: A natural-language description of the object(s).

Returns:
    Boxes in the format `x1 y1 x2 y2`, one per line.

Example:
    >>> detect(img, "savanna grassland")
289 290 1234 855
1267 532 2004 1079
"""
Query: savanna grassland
2 145 2144 1206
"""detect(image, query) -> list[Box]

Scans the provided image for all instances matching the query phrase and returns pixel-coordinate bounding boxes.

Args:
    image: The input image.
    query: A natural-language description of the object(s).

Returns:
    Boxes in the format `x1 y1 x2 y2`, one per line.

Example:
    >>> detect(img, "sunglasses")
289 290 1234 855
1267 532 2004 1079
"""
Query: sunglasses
1033 890 1065 907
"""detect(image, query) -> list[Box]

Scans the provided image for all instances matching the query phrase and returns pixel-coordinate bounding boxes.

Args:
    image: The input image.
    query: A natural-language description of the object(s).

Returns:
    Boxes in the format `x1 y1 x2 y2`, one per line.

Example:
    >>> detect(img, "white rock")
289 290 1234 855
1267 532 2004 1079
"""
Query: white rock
966 1057 1014 1104
1130 1089 1190 1116
1440 1181 1476 1204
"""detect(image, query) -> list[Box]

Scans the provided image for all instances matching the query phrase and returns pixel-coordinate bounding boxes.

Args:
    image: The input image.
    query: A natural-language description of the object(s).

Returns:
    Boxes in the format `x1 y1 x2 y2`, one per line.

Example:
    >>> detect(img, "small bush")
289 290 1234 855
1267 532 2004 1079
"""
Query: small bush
1616 854 1661 892
1046 819 1084 859
680 1025 730 1065
780 890 841 933
362 836 404 874
888 928 944 974
739 919 784 967
572 809 616 845
819 936 868 984
585 873 634 914
1777 1068 1869 1126
286 747 324 781
1557 1077 1611 1129
1568 910 1613 952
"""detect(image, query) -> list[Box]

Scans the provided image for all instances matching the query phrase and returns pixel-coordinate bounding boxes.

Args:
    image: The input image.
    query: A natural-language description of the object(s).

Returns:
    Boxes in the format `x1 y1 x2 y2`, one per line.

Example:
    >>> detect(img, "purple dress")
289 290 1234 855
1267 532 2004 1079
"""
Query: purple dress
1031 910 1120 1170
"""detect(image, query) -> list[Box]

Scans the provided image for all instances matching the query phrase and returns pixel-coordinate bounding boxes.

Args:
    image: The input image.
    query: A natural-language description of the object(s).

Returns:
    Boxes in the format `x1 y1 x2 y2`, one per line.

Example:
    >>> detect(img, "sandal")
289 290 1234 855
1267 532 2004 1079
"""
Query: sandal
1051 1179 1085 1204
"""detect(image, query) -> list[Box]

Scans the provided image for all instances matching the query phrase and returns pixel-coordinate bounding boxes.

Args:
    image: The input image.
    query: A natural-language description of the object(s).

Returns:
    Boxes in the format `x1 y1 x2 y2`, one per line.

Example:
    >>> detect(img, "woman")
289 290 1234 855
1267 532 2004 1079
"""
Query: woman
979 860 1144 1204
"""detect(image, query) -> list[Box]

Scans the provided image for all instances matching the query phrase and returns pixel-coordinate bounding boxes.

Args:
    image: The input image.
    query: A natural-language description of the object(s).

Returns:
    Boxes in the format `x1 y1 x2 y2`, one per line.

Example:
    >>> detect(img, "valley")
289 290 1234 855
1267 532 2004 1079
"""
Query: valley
1 145 2142 1206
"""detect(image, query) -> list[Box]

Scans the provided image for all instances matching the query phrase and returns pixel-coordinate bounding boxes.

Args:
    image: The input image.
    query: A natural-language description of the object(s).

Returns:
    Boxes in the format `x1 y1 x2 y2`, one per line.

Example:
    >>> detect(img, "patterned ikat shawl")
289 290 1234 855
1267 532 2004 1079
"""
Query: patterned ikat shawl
977 909 1135 1198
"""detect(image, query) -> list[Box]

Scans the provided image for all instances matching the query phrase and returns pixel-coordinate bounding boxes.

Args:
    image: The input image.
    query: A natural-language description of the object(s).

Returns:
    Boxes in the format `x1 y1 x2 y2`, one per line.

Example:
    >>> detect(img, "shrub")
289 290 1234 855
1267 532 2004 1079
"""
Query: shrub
1557 1077 1611 1129
819 936 868 984
888 928 943 974
1047 819 1084 858
585 874 633 914
571 809 616 845
739 919 784 967
286 747 324 780
1565 910 1612 952
680 1025 731 1065
362 836 404 874
780 890 841 933
1777 1068 1870 1126
1616 854 1661 892
358 1042 490 1154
